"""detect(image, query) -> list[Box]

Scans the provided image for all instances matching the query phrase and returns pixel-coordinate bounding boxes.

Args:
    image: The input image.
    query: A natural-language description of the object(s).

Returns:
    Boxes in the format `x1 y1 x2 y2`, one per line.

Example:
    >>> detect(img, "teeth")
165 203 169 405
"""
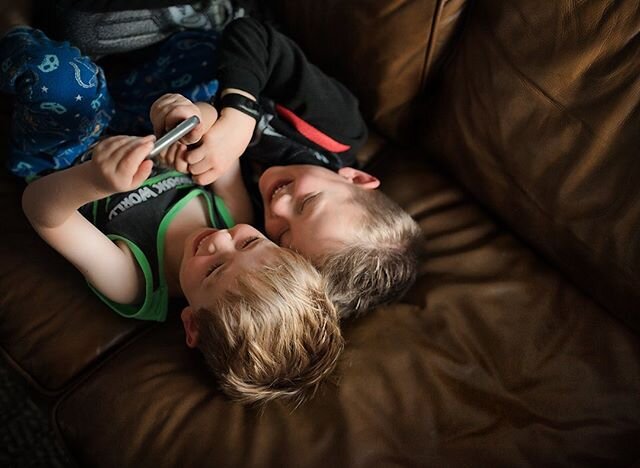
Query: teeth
197 233 213 252
271 182 290 200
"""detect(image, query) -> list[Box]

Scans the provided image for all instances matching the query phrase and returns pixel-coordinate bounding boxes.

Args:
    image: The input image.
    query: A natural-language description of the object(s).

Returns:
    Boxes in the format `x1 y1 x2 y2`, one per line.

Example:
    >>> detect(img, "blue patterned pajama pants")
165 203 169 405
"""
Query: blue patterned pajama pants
0 27 220 179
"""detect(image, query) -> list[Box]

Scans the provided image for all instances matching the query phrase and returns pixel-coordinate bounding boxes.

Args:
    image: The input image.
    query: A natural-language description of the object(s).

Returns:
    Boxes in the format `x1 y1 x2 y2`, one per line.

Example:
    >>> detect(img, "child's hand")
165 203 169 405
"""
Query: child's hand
90 135 156 195
150 93 217 146
155 141 188 170
178 107 256 185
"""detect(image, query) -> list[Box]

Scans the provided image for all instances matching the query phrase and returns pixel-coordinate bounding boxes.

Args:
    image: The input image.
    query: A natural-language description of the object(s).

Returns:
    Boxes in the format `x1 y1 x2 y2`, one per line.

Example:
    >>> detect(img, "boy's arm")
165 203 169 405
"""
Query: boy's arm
22 135 155 305
170 97 257 186
217 17 368 161
208 158 253 225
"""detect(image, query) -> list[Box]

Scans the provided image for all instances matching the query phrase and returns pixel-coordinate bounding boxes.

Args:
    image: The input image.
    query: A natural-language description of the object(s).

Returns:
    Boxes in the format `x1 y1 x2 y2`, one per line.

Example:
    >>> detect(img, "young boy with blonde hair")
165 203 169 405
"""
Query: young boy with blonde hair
21 116 343 406
2 9 345 405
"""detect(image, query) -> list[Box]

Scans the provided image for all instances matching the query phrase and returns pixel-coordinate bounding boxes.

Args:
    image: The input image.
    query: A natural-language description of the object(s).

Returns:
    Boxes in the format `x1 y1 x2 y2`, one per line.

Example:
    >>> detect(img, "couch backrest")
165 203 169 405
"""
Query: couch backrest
271 0 469 141
273 0 640 332
421 0 640 331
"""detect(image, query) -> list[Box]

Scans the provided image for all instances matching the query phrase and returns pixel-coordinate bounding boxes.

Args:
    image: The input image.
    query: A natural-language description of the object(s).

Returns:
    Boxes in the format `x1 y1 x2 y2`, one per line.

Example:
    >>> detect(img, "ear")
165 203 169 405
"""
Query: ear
337 167 380 189
181 306 200 348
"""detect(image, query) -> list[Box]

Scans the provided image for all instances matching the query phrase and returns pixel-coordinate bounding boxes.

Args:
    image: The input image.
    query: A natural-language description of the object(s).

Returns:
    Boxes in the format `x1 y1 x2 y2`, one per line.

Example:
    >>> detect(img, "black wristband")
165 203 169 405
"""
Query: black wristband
216 93 261 121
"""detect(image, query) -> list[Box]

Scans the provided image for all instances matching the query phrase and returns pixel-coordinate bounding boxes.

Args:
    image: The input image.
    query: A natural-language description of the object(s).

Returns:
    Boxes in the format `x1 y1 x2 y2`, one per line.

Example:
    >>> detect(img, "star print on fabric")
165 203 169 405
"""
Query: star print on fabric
75 95 83 101
41 86 48 93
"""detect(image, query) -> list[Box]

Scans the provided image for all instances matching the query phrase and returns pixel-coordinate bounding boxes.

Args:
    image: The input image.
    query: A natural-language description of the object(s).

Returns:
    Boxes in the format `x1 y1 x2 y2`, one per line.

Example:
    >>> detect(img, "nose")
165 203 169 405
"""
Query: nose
265 193 294 239
204 229 233 253
270 191 294 219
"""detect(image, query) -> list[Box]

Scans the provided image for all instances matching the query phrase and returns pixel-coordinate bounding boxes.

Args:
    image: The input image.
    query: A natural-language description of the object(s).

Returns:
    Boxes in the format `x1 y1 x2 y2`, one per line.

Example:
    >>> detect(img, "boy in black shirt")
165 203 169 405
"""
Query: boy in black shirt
152 18 423 318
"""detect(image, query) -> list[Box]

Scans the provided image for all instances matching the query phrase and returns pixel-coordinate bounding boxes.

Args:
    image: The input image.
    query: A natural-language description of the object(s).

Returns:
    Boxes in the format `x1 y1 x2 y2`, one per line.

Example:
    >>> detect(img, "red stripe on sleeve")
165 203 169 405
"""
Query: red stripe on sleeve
275 104 351 153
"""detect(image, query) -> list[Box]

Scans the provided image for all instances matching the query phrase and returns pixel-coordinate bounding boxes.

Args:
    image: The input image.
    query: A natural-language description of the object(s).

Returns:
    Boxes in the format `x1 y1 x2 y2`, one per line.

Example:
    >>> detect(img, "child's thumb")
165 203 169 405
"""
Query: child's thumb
131 159 154 187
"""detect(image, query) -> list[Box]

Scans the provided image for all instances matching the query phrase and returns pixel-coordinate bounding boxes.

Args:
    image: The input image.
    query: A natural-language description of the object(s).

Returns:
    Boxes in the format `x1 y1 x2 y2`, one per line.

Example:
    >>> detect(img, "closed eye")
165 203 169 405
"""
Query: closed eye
298 193 319 214
206 263 222 277
240 236 260 249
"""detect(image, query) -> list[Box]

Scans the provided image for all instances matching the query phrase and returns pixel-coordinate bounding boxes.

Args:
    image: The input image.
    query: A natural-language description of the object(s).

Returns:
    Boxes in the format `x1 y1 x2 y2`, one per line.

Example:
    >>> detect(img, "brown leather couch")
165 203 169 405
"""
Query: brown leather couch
2 0 639 466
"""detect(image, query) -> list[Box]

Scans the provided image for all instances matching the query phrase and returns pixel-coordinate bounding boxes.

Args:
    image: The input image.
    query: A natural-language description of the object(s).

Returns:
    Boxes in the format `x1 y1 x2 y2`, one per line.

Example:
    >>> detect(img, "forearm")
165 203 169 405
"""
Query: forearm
210 159 253 225
194 101 219 131
22 162 107 229
217 17 368 156
221 87 256 101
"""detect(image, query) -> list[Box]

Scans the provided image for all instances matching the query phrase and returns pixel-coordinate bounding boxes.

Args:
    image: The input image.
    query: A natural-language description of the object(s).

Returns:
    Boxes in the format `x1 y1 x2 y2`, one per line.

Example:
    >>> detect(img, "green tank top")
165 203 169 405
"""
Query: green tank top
79 167 234 322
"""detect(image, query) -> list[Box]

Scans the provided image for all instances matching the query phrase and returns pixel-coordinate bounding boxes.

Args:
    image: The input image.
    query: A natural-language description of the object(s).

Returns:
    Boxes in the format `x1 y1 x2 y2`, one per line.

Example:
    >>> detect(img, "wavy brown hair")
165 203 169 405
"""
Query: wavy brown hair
318 187 423 319
193 248 343 406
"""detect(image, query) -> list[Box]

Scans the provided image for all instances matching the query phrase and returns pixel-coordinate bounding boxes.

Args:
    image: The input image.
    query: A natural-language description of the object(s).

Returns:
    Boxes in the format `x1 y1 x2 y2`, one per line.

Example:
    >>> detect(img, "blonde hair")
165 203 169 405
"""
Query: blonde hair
318 188 423 319
193 248 343 406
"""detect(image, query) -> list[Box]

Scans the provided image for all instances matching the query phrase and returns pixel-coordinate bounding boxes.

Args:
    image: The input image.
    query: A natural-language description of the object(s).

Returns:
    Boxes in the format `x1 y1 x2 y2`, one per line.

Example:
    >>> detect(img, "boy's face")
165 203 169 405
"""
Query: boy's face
258 165 380 262
179 223 280 311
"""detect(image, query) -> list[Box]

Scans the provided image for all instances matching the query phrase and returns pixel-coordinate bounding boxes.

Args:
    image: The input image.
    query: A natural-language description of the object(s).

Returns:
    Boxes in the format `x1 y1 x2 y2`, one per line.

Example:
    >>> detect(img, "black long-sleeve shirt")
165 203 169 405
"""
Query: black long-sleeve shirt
219 17 367 169
217 17 368 227
47 3 368 167
47 4 367 167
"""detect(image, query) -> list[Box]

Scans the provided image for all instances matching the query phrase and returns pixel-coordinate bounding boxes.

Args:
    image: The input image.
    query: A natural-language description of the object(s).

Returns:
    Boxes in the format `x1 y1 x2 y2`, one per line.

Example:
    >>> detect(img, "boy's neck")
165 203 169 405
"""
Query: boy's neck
164 196 211 297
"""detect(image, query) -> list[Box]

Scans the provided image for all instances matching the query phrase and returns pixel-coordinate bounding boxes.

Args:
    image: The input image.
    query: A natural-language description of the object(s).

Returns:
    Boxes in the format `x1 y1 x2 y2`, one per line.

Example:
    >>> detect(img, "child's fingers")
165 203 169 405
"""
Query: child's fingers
162 144 178 167
93 135 132 159
115 136 155 177
175 151 189 174
150 112 165 138
164 142 185 168
186 157 212 176
150 94 182 135
150 94 175 112
131 159 154 187
193 168 219 186
179 121 206 145
165 105 199 131
184 145 207 165
150 93 182 116
150 105 174 137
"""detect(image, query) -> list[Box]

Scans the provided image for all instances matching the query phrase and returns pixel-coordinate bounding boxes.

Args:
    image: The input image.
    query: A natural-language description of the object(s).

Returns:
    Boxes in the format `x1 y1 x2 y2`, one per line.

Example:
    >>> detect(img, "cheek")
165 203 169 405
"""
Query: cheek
264 217 284 240
180 258 204 293
178 264 194 297
288 228 313 255
288 223 341 261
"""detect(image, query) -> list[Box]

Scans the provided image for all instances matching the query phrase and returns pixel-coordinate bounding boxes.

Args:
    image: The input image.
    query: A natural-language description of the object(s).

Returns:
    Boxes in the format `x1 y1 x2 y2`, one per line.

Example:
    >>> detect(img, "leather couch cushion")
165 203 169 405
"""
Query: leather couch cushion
271 0 468 141
55 147 640 466
423 0 640 330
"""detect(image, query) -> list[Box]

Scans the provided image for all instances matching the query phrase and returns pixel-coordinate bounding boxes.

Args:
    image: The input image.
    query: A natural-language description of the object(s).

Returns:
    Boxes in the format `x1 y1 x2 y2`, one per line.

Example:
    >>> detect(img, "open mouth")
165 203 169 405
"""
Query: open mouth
192 228 217 255
268 180 292 201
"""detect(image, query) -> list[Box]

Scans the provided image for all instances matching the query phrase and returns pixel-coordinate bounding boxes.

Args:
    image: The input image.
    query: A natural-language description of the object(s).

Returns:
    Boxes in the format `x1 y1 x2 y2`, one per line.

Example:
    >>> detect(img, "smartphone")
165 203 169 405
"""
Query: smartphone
147 115 200 159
